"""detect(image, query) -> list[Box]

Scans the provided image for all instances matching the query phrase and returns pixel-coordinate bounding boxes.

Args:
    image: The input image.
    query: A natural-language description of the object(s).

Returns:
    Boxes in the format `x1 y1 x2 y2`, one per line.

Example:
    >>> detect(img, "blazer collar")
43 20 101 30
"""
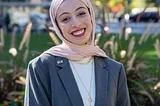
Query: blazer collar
94 56 108 106
55 56 108 106
56 56 83 106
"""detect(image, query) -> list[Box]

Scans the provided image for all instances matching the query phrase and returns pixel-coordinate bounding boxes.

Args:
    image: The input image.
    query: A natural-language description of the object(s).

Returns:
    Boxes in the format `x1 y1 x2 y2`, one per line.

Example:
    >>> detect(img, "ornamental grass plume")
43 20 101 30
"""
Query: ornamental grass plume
136 62 148 70
9 48 17 57
125 27 132 40
15 76 26 85
139 23 152 45
119 19 125 39
95 33 102 45
104 26 110 34
154 82 160 90
48 27 61 45
153 30 160 38
19 22 32 50
127 37 135 58
103 40 113 50
0 42 3 53
23 48 29 62
110 36 115 59
10 27 18 48
0 28 4 47
127 52 137 71
120 50 126 59
154 39 160 58
0 28 4 53
114 41 118 53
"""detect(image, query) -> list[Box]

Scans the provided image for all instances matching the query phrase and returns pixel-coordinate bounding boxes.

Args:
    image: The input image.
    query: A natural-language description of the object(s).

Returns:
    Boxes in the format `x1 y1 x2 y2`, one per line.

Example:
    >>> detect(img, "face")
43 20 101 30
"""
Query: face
56 0 92 45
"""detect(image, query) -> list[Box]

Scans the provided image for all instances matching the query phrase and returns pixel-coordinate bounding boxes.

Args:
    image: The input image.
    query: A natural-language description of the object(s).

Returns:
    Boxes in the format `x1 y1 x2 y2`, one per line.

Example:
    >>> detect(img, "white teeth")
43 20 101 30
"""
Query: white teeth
73 29 84 35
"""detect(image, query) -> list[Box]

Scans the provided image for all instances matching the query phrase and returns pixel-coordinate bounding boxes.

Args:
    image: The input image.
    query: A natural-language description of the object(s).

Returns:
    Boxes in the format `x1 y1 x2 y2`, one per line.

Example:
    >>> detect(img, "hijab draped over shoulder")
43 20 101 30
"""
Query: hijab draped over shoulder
45 0 107 60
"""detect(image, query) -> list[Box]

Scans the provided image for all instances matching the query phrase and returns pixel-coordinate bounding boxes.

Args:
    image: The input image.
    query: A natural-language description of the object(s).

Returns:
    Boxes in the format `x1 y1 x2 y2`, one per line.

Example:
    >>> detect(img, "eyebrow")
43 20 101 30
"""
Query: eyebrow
76 6 86 11
58 6 86 18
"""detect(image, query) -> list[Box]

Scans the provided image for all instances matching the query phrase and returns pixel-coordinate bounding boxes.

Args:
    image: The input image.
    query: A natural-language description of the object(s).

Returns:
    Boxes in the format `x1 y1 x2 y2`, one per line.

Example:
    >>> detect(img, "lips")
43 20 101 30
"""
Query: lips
71 28 86 37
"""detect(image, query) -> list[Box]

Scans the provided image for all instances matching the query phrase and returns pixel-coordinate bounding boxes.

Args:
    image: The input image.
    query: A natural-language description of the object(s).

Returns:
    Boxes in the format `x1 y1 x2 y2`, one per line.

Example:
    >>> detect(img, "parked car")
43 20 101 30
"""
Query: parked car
119 12 160 23
9 11 29 33
8 11 48 33
30 12 48 32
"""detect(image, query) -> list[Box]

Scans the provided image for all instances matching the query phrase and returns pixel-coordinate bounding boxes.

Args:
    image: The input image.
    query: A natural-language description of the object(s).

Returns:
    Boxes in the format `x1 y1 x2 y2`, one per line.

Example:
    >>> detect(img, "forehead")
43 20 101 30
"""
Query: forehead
57 0 87 15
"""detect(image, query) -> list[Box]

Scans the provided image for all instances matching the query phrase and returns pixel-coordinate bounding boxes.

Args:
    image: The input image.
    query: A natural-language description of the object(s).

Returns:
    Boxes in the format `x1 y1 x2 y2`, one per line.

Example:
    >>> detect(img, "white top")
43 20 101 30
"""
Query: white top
69 58 95 106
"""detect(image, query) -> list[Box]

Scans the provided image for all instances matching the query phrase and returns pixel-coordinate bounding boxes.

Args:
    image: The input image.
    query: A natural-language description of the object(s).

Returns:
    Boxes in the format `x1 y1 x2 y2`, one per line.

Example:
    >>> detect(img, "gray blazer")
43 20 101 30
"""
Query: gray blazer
24 53 130 106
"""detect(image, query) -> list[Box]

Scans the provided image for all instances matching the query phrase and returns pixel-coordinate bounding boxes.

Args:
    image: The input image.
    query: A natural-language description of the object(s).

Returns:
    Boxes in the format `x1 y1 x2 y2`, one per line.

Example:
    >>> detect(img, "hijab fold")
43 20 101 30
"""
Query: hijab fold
46 0 107 61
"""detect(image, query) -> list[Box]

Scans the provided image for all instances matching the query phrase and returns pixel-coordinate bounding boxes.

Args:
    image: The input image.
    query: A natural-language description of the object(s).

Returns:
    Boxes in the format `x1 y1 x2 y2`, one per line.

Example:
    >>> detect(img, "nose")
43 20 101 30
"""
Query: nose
71 17 81 28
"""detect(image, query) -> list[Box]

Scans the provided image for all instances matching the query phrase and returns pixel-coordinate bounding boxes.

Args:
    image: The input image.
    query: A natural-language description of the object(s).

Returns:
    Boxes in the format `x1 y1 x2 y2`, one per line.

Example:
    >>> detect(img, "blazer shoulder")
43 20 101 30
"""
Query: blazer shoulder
104 58 123 70
103 57 125 83
28 53 57 71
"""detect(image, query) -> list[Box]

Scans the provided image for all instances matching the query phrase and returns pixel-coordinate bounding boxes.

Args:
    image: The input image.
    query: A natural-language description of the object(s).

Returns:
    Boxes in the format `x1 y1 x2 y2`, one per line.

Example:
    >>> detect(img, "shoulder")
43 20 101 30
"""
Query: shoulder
28 53 57 72
95 56 124 75
104 57 123 71
102 57 125 83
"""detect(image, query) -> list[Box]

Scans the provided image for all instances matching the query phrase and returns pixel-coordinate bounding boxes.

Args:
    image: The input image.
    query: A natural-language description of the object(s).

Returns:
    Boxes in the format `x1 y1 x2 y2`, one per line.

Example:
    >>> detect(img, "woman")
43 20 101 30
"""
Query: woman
24 0 130 106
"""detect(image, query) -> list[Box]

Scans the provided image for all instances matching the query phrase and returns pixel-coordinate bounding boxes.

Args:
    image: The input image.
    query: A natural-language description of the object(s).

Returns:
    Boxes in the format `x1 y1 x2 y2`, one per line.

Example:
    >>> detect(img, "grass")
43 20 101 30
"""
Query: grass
0 33 159 71
98 33 159 74
0 33 54 68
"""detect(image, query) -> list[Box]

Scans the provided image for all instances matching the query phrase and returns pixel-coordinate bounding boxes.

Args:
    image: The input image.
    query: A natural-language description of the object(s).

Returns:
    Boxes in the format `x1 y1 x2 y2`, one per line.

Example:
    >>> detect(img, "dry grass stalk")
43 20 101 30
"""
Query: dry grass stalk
143 24 157 42
114 41 118 53
49 32 60 45
144 33 151 43
95 33 101 45
15 76 26 85
119 19 125 40
103 41 113 50
29 50 41 55
139 23 152 45
110 36 115 59
127 37 135 58
48 27 54 31
23 49 29 62
0 78 4 89
138 90 154 105
127 52 137 71
10 27 18 48
153 30 160 38
19 22 32 50
154 82 160 90
12 69 26 80
0 61 13 67
0 28 4 46
151 24 160 38
136 62 148 70
125 27 132 41
7 91 22 101
154 39 160 58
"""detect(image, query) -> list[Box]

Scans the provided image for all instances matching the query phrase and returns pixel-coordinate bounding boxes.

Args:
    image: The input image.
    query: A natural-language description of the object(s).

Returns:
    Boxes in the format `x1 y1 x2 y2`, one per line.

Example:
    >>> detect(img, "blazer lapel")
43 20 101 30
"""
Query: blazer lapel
94 57 108 106
56 57 83 106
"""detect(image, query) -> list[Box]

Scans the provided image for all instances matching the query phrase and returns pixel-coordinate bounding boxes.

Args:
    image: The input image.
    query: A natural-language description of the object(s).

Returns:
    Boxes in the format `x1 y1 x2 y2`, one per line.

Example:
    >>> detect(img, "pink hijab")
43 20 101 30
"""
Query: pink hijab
45 0 107 60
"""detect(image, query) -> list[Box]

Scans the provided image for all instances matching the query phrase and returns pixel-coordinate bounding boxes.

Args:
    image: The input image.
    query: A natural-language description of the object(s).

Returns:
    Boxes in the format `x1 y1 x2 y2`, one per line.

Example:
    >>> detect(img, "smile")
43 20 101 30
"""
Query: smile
71 28 86 37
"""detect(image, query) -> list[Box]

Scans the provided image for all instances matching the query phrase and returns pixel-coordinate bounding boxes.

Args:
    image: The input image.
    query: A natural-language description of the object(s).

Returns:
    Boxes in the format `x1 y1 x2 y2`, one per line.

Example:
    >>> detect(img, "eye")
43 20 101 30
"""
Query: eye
61 17 70 22
78 12 86 16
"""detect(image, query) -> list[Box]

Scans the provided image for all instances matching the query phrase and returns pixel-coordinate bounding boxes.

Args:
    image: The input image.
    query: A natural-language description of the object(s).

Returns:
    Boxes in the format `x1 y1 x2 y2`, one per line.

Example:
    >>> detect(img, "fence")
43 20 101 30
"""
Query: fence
106 22 160 34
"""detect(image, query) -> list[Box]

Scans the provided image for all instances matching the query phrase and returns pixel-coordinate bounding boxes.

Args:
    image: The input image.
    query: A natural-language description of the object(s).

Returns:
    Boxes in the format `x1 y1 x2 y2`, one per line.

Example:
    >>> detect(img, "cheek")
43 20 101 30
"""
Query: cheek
83 17 92 26
59 24 69 34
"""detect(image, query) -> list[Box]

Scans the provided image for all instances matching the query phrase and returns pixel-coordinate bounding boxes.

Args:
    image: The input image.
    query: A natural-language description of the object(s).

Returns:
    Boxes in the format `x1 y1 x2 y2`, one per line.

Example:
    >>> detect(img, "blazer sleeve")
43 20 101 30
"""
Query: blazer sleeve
24 60 51 106
116 64 131 106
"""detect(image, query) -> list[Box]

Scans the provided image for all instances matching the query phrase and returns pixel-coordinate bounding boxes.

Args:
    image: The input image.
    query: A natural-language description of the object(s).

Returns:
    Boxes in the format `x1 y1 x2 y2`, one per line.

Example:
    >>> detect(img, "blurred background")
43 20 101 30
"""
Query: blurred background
0 0 160 106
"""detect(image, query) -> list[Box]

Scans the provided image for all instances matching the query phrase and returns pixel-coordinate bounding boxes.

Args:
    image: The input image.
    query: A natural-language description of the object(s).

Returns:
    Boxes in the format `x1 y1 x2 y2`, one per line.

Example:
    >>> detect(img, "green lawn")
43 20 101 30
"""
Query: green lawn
0 33 159 71
0 33 54 68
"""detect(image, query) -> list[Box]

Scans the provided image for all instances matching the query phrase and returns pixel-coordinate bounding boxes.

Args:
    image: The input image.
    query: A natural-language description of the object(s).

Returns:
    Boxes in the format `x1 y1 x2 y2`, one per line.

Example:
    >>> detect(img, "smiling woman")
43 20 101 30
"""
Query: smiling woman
24 0 131 106
56 0 92 45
